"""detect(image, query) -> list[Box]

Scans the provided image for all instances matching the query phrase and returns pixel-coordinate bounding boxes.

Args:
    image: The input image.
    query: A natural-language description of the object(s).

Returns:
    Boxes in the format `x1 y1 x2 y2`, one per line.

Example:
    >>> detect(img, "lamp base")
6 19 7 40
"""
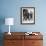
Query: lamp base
8 32 11 35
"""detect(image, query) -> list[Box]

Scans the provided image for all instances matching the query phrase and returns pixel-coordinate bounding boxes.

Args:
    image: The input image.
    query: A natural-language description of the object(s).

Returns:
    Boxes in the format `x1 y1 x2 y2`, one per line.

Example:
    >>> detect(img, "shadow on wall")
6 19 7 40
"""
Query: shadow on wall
0 16 5 46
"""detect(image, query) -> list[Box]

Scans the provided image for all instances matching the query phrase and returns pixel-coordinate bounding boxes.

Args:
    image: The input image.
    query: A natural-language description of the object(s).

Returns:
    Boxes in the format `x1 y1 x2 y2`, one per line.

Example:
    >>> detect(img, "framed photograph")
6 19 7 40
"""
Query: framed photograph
21 7 35 24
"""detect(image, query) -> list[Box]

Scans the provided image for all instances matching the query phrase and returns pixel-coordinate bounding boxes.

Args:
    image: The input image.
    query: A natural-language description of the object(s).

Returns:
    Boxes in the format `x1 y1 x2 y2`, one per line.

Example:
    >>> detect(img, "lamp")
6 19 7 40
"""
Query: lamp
5 18 14 35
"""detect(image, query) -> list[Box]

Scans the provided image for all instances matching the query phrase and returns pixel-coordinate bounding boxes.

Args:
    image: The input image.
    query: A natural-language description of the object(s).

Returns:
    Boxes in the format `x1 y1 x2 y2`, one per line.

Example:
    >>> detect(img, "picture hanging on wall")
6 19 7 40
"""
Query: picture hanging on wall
21 7 35 24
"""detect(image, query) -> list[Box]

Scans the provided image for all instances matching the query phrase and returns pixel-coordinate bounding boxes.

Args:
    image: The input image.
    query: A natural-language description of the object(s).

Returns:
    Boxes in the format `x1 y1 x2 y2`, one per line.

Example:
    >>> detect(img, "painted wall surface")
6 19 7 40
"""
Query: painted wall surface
0 0 46 32
0 0 46 46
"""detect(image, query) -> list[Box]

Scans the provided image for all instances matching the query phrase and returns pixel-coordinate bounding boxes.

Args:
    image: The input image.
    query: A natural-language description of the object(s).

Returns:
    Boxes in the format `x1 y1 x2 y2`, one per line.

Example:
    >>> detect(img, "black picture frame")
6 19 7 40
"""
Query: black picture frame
21 7 35 24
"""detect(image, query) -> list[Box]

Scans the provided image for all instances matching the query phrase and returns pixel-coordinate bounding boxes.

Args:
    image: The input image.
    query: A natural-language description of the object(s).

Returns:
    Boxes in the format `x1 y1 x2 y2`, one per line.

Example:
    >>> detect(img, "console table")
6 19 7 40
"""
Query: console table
4 32 43 46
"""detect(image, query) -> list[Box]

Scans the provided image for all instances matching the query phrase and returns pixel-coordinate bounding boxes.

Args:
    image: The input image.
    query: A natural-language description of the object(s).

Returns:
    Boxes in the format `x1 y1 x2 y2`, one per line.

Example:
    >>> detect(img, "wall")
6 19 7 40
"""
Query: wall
0 0 46 46
0 0 46 32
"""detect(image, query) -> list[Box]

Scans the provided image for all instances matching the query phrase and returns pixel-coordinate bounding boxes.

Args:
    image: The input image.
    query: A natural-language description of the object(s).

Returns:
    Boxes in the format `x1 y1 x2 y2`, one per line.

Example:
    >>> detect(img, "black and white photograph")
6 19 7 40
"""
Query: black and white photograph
21 7 35 24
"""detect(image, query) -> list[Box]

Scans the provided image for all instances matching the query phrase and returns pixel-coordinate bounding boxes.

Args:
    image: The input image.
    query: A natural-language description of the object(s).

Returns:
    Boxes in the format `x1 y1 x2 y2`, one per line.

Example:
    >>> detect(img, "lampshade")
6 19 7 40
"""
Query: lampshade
5 18 14 25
